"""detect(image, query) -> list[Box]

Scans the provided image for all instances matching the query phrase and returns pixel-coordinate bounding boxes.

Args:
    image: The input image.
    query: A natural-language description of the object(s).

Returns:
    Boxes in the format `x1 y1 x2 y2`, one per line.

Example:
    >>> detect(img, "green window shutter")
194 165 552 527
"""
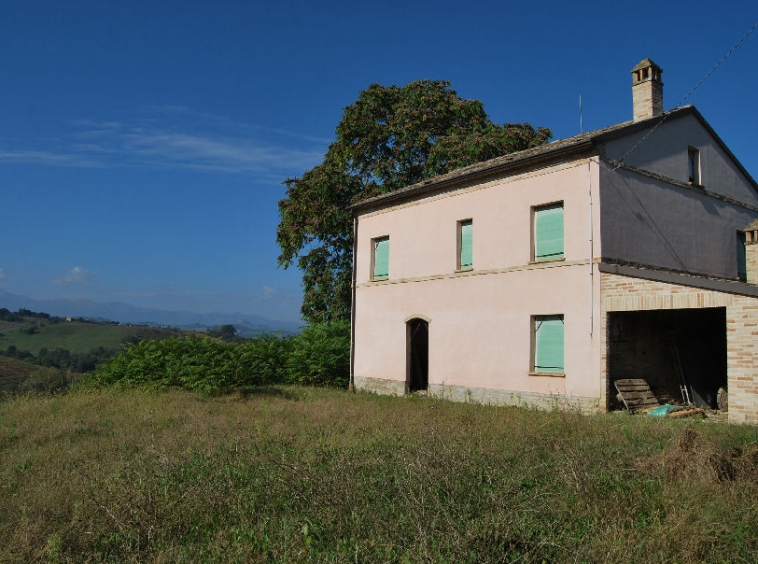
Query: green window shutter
460 220 473 269
738 232 747 281
373 237 389 279
535 315 564 373
535 204 564 261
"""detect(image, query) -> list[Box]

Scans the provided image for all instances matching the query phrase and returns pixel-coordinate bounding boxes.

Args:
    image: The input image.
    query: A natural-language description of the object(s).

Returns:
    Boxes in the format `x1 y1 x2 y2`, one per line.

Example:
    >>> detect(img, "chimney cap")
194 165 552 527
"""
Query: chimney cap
631 58 662 73
631 58 663 87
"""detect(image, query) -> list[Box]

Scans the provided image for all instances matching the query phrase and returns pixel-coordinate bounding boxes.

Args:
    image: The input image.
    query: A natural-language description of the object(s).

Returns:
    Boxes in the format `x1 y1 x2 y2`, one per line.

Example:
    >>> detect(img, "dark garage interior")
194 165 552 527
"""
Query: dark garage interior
607 307 727 410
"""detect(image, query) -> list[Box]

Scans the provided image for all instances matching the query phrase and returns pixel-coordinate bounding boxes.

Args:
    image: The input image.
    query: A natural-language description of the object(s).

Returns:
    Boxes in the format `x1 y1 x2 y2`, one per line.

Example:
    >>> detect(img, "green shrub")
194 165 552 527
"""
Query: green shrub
91 337 240 393
90 322 350 393
236 332 293 385
286 320 350 387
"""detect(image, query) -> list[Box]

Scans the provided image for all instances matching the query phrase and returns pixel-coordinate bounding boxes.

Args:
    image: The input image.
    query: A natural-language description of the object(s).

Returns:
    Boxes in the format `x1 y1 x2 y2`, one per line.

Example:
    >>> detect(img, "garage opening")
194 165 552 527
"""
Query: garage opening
607 307 727 410
407 318 429 393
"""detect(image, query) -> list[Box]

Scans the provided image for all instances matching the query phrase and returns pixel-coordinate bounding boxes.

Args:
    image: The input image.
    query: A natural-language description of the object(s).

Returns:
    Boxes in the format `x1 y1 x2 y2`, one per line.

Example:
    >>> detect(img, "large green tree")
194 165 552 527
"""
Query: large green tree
278 80 551 323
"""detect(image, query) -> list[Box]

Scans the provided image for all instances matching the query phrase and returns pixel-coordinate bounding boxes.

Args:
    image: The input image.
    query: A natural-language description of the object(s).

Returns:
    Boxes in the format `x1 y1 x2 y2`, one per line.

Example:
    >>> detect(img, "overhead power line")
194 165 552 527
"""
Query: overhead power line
676 20 758 108
614 21 758 168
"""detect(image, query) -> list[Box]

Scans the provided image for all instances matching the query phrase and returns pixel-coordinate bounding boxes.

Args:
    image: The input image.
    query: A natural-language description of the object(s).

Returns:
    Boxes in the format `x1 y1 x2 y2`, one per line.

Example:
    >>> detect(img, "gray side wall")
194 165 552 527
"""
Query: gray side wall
600 113 758 205
599 166 758 279
598 114 758 279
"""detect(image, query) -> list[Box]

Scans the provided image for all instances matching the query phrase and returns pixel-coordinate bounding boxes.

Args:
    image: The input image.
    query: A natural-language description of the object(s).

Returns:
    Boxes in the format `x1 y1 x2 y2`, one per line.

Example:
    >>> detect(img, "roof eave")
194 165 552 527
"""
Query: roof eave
349 105 758 214
349 139 596 214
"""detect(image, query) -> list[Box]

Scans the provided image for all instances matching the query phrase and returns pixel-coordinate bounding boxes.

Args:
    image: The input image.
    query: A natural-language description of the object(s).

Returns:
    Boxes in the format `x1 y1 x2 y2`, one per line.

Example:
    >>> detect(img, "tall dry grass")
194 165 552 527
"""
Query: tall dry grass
1 387 757 562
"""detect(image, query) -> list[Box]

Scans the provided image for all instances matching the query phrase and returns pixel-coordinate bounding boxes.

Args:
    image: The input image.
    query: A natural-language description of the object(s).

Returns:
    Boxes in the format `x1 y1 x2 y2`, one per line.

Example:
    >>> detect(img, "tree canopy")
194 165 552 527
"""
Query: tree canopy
207 324 238 342
277 80 552 324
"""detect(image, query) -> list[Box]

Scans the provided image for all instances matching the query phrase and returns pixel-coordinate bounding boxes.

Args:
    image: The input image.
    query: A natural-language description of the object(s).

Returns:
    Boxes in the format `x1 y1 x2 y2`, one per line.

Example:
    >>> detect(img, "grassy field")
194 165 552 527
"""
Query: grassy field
1 387 758 563
0 320 182 355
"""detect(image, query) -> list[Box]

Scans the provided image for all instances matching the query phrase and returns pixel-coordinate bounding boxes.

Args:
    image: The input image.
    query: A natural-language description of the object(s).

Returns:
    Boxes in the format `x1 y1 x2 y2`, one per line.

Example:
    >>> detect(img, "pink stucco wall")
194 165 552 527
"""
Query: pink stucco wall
353 157 604 408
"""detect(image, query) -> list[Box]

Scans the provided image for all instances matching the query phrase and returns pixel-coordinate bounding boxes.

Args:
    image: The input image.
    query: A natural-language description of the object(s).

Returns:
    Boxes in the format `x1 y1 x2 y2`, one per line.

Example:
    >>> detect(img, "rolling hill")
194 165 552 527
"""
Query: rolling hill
0 291 301 336
0 319 183 355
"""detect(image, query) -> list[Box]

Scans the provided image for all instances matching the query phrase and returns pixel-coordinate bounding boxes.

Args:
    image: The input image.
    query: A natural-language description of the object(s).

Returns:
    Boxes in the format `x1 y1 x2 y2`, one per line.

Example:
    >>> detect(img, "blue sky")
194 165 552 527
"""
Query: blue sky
1 1 756 323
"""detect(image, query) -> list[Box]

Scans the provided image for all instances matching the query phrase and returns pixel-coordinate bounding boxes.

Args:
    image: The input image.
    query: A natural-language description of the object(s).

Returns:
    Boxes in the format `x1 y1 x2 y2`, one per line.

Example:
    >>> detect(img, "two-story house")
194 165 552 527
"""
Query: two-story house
349 59 758 424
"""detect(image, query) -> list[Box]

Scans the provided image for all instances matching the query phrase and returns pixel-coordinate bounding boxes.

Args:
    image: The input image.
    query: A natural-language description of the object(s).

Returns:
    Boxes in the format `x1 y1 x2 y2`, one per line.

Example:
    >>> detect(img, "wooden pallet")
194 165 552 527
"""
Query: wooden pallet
614 378 660 414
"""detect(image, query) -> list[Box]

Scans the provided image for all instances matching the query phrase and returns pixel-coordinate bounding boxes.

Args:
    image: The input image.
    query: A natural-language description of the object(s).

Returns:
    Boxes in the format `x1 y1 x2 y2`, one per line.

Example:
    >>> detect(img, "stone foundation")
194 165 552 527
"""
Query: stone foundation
354 376 407 396
354 376 599 413
428 383 599 412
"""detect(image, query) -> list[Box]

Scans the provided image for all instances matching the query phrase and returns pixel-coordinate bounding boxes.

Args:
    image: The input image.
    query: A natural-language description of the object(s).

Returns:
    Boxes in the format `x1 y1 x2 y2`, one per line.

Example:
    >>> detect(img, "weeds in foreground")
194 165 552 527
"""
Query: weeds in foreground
1 388 757 563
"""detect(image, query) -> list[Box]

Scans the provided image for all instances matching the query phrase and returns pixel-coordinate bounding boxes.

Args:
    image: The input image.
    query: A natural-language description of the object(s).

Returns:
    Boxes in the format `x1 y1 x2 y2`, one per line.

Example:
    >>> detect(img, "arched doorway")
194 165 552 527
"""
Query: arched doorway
407 318 429 392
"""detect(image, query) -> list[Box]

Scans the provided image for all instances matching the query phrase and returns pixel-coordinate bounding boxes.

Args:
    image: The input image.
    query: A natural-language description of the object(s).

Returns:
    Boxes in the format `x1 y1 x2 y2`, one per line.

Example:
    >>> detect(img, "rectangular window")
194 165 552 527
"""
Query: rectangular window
533 315 565 374
688 147 701 185
372 236 389 280
457 219 473 270
738 231 747 281
533 203 564 261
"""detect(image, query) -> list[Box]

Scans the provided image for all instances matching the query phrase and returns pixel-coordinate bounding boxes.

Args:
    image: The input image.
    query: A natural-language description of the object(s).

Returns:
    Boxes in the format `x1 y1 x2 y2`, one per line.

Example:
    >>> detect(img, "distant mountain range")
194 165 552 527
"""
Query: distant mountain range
0 291 302 336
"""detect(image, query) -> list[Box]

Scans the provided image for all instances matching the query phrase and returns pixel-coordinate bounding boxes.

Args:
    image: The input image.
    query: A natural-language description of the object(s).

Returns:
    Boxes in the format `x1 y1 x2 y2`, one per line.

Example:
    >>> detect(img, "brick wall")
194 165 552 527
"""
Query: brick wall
601 272 758 424
746 240 758 284
632 81 663 122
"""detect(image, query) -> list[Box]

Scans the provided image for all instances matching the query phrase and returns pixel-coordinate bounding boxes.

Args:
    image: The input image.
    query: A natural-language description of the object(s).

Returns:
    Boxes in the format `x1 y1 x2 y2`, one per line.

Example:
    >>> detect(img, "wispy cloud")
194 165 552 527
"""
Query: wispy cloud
250 286 278 303
142 106 332 145
0 268 8 284
114 129 322 173
53 266 97 285
1 109 327 178
0 150 102 168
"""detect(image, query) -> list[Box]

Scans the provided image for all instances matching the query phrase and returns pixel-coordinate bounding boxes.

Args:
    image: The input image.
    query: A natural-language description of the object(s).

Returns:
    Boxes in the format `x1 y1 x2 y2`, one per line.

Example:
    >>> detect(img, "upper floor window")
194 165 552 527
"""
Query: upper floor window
688 147 701 185
457 219 473 270
372 236 389 280
533 203 564 262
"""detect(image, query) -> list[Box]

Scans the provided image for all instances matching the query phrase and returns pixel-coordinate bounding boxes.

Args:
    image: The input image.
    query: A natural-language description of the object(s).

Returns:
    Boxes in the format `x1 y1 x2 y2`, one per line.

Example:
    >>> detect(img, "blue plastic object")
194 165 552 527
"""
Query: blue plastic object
647 404 684 417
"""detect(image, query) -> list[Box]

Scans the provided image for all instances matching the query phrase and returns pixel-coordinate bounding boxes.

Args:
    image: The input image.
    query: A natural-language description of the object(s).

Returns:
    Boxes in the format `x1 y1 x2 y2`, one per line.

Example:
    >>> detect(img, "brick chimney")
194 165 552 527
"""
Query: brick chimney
631 58 663 122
